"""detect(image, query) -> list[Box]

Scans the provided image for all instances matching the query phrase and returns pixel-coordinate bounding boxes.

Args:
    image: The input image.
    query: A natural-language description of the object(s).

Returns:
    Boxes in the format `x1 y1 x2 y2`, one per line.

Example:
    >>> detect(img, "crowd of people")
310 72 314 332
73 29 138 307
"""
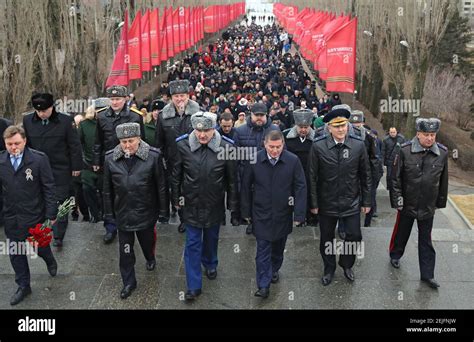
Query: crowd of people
0 20 448 305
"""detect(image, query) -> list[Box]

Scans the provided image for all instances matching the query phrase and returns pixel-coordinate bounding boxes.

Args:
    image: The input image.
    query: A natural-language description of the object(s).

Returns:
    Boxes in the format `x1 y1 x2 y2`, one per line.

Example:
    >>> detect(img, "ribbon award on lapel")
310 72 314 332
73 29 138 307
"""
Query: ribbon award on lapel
25 168 33 181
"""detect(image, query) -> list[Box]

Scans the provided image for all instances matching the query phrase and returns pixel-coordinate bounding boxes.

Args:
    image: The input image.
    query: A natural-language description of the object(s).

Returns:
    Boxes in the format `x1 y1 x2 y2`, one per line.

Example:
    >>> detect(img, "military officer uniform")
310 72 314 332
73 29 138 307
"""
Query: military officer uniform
93 86 145 244
389 118 448 289
284 109 317 226
23 93 83 247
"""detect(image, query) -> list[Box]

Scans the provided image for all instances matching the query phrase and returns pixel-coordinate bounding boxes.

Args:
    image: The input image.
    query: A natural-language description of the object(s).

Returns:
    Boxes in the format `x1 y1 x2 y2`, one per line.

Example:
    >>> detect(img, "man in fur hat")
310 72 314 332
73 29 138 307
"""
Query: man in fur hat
284 109 318 226
171 112 237 301
155 79 200 233
103 122 169 299
389 118 448 289
92 85 145 244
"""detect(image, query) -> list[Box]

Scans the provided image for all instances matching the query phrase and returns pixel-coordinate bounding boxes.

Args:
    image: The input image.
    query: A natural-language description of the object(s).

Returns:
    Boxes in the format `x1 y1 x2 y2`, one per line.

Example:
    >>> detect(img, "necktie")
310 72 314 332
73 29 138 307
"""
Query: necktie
270 158 277 166
336 143 343 148
12 157 20 171
42 119 49 126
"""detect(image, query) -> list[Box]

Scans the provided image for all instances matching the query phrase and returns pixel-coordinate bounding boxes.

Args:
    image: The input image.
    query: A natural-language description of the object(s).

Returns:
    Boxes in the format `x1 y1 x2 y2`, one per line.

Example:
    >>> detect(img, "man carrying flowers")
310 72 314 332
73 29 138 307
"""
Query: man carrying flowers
0 125 58 306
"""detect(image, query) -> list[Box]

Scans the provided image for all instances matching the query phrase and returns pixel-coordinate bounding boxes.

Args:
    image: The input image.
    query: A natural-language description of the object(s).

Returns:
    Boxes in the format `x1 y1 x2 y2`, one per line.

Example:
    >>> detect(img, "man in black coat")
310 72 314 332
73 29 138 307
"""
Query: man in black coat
92 85 145 244
309 108 372 286
284 108 317 226
241 130 306 299
23 93 82 247
217 112 236 140
103 123 169 299
171 112 238 301
155 79 200 233
233 102 280 233
217 112 238 226
382 127 405 191
0 125 58 305
389 118 448 289
349 110 381 228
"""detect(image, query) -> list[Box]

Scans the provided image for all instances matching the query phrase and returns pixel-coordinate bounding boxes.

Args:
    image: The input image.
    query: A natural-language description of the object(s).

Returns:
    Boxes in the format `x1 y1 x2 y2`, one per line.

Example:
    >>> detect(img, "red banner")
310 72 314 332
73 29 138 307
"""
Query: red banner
150 8 160 66
204 6 215 33
128 10 142 80
178 7 185 52
106 10 129 87
173 8 180 54
325 18 357 93
190 7 195 47
199 6 204 39
185 7 191 50
160 7 168 62
140 10 151 72
166 6 175 58
317 15 349 79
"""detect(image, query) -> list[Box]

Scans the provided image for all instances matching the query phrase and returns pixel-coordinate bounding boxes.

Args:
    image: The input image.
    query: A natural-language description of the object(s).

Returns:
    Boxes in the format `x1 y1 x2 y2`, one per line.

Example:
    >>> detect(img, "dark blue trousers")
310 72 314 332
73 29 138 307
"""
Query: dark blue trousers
389 212 436 279
255 235 288 289
184 224 220 291
118 226 156 286
9 241 54 288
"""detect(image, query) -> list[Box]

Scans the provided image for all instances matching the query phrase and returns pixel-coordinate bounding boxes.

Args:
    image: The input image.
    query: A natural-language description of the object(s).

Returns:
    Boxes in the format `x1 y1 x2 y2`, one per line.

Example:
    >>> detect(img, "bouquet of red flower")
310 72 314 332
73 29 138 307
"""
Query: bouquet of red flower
27 197 76 248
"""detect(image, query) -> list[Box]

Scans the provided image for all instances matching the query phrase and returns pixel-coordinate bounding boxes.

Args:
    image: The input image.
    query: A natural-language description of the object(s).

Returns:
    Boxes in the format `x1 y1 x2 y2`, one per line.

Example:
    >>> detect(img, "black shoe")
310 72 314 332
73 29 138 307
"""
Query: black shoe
158 216 169 224
343 267 355 282
120 284 136 299
271 272 279 284
205 269 217 280
372 213 378 218
231 217 241 226
52 239 63 247
178 223 186 233
321 273 334 286
146 259 156 271
295 222 306 227
254 288 269 298
10 287 31 306
390 258 400 269
72 213 79 221
103 231 116 244
421 278 440 289
338 228 346 240
221 213 226 226
46 257 58 277
245 224 253 235
364 222 371 227
185 289 202 301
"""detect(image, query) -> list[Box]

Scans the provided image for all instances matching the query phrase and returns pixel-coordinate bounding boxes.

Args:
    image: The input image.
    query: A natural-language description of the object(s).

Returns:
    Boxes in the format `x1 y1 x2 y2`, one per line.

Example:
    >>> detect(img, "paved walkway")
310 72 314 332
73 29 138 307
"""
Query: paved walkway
0 179 472 310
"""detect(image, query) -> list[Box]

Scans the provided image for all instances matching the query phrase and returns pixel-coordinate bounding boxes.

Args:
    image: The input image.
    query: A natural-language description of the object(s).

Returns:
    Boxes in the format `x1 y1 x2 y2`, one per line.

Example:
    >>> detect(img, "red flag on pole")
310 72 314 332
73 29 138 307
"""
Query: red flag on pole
190 7 195 47
325 18 357 93
140 9 151 72
204 6 215 33
106 10 129 87
178 7 185 52
316 16 349 79
150 8 160 66
166 7 175 58
128 10 142 81
160 7 168 62
173 8 180 54
185 7 191 50
200 6 204 39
